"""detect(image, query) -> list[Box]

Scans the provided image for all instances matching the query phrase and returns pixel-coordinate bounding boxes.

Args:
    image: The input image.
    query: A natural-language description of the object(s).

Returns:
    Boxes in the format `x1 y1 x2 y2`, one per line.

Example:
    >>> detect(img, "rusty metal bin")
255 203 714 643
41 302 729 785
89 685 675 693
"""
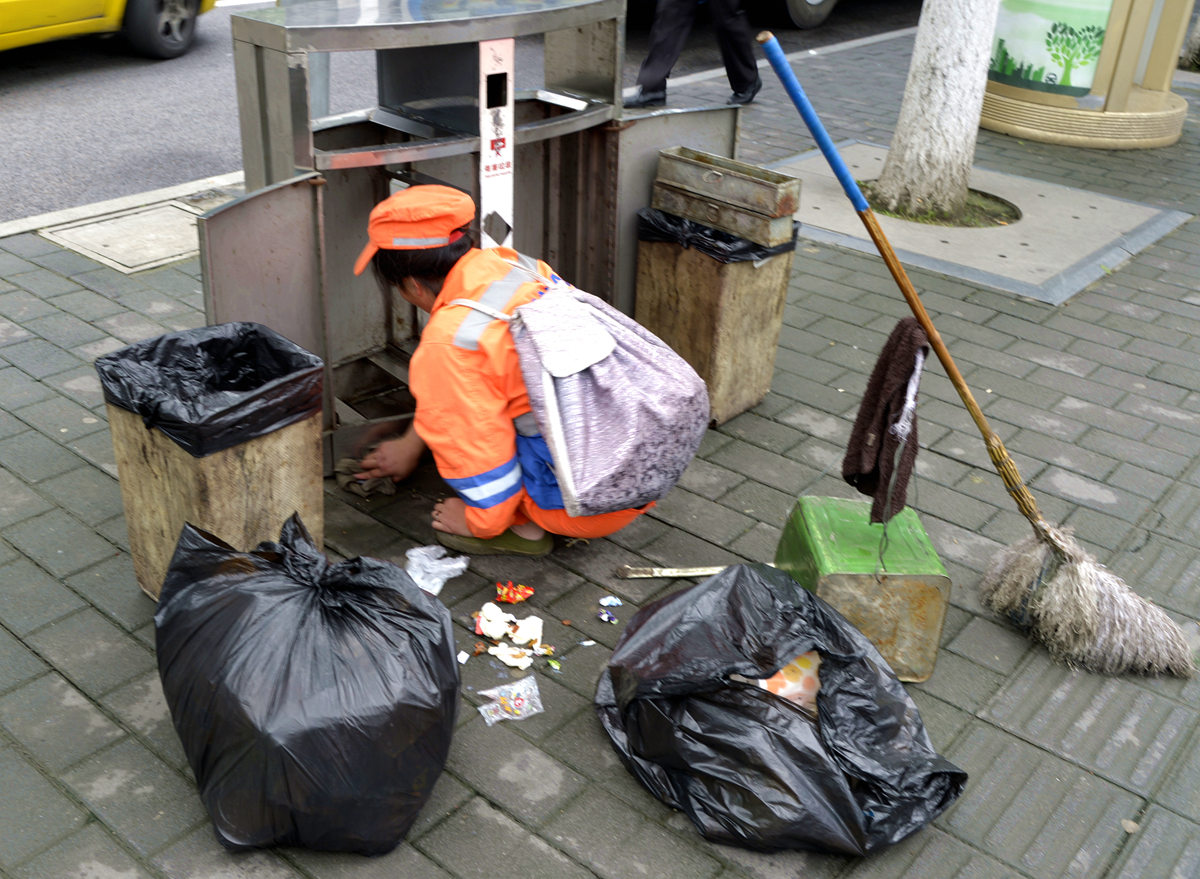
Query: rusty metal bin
635 148 800 424
95 322 325 599
773 496 951 682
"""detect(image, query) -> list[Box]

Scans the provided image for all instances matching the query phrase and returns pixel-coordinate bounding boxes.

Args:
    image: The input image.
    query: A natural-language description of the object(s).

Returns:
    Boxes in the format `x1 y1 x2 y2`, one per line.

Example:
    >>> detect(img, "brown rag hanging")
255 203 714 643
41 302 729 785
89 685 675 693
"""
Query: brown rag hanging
842 317 930 523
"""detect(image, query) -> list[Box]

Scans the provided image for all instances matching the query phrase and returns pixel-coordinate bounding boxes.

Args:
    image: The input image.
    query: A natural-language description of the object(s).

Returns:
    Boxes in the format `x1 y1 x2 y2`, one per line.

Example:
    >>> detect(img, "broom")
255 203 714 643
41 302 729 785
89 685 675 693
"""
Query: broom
755 32 1194 677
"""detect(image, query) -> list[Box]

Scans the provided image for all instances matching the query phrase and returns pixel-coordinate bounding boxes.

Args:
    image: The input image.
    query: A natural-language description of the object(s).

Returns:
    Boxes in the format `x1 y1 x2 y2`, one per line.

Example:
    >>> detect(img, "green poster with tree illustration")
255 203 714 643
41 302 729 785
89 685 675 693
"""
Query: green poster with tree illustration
989 0 1113 96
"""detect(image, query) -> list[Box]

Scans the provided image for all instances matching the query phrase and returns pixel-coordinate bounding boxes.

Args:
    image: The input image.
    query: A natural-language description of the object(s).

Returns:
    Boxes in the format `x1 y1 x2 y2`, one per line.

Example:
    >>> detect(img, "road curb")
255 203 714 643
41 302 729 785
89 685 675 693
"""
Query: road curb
0 171 245 240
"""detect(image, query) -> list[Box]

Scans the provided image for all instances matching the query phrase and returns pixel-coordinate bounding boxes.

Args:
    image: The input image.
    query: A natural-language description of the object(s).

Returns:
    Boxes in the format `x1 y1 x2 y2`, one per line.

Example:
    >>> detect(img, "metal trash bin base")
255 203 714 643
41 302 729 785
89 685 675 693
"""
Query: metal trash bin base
636 241 794 424
772 497 951 683
107 404 324 600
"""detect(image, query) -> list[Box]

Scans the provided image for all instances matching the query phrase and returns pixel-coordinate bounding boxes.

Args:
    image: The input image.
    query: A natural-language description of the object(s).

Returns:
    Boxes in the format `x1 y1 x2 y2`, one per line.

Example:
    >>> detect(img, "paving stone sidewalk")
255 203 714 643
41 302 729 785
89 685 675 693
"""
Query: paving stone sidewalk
2 29 1200 879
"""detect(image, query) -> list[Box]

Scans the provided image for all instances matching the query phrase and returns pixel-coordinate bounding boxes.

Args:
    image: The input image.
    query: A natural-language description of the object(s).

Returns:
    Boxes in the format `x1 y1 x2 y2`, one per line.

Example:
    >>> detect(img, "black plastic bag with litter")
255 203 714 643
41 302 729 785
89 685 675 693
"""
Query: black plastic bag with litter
94 321 323 457
594 563 966 855
636 207 798 264
156 514 460 855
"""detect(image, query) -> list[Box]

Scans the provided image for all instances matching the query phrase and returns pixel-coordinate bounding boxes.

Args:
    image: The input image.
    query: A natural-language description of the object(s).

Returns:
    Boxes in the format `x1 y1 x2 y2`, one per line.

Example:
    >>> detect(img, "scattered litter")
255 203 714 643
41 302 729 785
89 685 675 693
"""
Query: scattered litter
488 644 533 670
546 659 561 671
457 651 470 665
405 545 469 596
509 615 544 646
599 595 623 607
1121 819 1140 834
598 609 618 624
475 602 517 639
472 602 555 668
496 580 535 603
580 640 596 647
478 676 544 726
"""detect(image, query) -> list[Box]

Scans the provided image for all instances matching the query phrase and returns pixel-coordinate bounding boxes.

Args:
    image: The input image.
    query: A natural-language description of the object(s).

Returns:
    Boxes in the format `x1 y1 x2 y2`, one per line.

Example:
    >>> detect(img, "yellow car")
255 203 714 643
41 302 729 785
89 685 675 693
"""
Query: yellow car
0 0 218 59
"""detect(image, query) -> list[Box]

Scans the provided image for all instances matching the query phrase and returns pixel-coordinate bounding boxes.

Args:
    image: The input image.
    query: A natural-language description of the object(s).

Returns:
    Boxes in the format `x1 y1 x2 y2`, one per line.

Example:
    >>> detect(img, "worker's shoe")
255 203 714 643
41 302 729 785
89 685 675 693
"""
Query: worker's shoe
626 86 667 109
728 77 762 106
435 528 554 558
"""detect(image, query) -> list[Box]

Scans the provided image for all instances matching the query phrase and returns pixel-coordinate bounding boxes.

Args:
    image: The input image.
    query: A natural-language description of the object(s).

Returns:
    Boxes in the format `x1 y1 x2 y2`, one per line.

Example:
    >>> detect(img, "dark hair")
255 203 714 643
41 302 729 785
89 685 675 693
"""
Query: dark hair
371 230 474 290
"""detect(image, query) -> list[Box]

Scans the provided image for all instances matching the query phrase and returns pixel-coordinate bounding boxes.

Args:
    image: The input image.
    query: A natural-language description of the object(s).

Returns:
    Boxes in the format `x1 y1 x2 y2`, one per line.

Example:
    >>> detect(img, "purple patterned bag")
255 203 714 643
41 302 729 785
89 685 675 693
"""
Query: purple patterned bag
454 263 709 517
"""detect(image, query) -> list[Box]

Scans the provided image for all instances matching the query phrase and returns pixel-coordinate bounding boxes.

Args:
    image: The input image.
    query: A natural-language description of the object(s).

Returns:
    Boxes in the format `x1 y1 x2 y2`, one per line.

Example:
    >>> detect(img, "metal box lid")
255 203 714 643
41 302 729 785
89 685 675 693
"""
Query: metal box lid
656 146 800 219
773 496 950 682
651 182 796 248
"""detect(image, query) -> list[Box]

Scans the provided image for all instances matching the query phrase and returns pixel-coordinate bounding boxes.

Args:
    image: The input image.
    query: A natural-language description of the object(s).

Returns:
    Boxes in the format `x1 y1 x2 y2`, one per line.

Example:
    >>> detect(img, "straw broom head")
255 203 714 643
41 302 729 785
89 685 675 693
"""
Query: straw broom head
980 525 1195 677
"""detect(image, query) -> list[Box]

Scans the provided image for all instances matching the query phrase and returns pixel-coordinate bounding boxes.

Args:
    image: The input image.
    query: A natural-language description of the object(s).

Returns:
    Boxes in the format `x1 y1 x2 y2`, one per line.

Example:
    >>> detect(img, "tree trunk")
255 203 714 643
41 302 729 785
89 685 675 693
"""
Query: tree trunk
868 0 1000 220
1182 13 1200 69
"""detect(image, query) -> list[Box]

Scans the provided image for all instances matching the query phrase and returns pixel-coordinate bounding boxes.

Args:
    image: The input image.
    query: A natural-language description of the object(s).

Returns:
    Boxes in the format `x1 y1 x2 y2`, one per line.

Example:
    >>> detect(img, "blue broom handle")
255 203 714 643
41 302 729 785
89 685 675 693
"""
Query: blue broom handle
756 32 870 213
756 31 1055 537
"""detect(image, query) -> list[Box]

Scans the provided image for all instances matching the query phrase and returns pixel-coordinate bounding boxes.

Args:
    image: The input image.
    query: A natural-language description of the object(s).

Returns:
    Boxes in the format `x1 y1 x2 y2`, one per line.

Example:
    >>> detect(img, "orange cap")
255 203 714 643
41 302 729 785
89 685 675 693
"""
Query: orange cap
353 185 476 275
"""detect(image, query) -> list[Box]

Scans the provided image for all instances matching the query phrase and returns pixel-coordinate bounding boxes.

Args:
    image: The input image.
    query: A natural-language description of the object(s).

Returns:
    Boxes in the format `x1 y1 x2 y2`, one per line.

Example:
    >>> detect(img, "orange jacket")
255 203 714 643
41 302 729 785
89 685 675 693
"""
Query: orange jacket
409 247 555 538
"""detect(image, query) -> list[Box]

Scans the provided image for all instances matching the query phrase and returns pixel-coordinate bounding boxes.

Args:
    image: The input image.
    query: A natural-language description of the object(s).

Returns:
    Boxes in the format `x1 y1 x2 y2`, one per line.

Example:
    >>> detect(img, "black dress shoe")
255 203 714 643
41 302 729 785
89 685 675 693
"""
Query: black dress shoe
626 86 667 109
728 77 762 106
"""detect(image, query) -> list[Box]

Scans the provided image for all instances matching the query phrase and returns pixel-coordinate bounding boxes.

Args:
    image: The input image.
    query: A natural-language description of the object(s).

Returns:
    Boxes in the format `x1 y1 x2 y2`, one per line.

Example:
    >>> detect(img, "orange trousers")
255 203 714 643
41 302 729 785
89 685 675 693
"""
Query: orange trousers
514 496 654 539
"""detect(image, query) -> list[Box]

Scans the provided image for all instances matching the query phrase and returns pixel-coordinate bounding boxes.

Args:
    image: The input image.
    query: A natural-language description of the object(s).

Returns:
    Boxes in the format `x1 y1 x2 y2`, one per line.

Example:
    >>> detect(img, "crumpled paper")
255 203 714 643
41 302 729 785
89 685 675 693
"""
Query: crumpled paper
405 545 469 596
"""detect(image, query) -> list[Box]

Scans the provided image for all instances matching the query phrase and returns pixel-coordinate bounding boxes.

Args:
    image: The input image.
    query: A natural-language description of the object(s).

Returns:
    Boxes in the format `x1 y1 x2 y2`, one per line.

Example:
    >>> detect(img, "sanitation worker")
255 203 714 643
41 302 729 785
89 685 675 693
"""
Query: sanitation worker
352 184 650 557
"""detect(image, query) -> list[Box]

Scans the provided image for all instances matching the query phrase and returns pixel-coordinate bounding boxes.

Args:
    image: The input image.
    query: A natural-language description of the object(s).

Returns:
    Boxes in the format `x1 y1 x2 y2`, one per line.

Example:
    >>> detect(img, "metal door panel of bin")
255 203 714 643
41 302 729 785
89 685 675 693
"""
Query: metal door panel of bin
198 172 336 433
199 169 397 370
198 170 415 473
609 106 740 315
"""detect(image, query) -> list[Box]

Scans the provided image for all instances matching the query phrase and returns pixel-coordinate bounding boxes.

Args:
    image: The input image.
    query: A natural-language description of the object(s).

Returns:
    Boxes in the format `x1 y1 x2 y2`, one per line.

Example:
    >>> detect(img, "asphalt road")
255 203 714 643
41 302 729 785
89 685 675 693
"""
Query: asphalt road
0 0 920 225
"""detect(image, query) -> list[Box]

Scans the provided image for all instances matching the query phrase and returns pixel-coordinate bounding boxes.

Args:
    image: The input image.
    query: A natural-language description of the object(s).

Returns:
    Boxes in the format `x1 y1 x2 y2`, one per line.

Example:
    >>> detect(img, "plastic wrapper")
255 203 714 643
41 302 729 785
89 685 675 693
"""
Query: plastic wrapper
636 207 798 264
155 514 460 855
478 675 544 725
94 321 322 457
594 563 966 855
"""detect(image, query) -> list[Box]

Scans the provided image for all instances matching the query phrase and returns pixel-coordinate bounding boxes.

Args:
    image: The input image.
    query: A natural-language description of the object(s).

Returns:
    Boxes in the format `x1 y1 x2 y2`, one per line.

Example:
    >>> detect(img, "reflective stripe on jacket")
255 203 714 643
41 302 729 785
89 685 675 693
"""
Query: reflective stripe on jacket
409 247 559 538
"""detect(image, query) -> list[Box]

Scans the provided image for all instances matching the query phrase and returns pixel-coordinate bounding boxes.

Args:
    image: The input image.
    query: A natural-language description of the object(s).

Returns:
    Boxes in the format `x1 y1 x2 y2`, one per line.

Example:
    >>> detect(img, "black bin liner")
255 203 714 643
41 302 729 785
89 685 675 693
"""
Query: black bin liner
636 207 798 264
156 514 460 855
94 321 323 457
595 563 966 855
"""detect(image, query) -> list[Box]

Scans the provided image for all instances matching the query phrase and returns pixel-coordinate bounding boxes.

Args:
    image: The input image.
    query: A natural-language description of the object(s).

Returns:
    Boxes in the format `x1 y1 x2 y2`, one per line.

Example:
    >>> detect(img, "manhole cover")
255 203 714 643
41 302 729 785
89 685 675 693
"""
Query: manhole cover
40 201 206 274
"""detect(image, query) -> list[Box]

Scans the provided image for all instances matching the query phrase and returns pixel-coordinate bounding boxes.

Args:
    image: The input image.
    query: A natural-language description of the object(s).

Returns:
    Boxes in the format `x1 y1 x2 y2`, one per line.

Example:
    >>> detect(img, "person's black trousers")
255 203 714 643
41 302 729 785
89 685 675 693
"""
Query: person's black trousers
636 0 759 94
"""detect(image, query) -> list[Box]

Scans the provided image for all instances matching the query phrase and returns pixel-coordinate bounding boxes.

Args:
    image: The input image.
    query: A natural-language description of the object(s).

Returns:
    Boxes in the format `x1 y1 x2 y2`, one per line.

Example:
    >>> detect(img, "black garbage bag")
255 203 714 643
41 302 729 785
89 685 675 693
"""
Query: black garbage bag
594 563 966 855
155 514 460 855
636 207 798 264
94 321 322 457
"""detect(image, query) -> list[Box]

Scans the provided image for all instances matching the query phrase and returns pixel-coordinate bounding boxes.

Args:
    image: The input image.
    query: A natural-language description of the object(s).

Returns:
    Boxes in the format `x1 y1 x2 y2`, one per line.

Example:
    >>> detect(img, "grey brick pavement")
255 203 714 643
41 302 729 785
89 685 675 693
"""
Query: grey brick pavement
0 28 1199 879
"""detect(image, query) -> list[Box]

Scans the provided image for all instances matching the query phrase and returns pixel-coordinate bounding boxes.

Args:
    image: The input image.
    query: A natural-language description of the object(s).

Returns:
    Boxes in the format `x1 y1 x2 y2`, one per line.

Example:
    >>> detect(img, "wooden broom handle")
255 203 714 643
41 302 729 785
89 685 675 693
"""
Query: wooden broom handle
857 210 1054 538
756 31 1059 547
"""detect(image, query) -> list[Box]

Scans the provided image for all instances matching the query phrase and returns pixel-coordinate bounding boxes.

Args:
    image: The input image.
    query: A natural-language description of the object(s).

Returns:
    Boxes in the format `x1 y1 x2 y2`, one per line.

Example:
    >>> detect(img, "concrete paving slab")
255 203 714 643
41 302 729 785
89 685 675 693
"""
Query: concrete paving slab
772 142 1193 305
0 745 89 869
12 822 160 879
1106 805 1200 879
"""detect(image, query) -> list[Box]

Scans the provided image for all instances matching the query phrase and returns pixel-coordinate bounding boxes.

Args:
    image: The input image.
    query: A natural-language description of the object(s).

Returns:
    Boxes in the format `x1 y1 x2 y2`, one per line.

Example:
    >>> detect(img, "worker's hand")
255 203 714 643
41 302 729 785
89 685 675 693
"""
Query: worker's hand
355 430 424 482
431 497 472 536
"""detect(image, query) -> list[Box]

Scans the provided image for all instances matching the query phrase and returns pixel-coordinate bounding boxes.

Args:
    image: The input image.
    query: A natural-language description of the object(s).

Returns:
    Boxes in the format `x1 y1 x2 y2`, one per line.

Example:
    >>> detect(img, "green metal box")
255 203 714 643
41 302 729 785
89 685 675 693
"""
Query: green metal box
773 496 950 682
